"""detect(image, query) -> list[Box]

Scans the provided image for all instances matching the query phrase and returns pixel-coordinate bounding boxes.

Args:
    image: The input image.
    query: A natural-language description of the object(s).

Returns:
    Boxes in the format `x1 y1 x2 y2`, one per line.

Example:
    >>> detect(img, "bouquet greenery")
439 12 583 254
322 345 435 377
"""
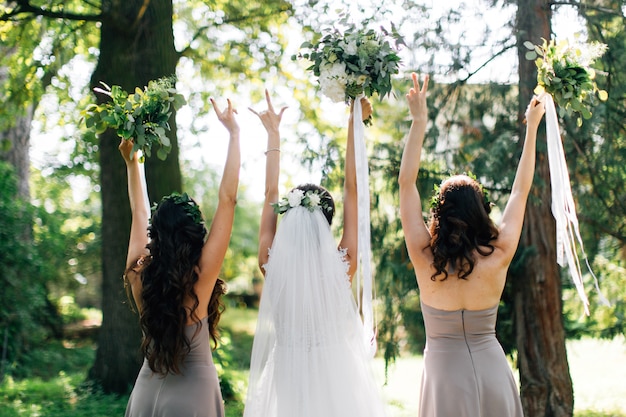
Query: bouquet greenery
294 20 402 122
82 76 186 161
524 38 607 126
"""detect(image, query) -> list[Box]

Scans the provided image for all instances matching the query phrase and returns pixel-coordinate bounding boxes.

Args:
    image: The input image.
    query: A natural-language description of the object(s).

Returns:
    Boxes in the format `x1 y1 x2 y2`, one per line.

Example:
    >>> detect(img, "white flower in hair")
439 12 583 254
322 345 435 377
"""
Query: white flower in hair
287 189 304 207
308 192 321 207
272 189 332 215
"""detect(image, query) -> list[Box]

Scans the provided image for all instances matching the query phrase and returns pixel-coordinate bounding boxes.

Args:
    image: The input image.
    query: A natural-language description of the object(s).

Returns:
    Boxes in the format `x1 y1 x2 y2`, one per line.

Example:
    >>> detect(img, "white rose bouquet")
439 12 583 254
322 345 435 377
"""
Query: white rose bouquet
524 37 607 126
294 21 402 124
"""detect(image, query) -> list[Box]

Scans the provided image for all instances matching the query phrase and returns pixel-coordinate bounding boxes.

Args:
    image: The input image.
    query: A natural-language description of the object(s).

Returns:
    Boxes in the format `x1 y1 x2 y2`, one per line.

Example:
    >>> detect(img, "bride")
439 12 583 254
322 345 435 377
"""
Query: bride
243 90 387 417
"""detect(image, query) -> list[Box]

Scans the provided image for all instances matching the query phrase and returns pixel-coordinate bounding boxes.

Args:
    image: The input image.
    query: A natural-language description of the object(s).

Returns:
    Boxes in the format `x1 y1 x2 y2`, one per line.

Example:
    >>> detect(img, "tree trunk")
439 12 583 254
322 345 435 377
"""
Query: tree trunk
88 0 181 394
514 1 574 415
0 107 34 200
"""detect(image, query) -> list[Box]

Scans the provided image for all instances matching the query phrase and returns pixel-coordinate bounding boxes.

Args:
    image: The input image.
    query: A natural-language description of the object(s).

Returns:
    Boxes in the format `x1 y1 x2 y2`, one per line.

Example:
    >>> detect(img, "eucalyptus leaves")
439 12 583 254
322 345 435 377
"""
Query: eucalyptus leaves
524 38 607 126
82 77 186 161
294 19 402 119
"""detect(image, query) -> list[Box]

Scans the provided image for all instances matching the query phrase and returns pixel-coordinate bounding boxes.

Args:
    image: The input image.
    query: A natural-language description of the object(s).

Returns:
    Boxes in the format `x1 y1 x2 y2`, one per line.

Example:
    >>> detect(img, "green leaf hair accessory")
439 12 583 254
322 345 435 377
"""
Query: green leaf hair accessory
429 182 441 211
82 76 186 161
429 172 491 212
524 37 607 126
152 192 205 230
272 189 332 215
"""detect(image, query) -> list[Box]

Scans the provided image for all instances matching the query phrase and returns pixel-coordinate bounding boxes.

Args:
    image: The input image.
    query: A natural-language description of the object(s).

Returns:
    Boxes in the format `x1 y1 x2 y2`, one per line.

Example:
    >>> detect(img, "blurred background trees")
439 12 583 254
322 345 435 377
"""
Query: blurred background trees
1 1 624 415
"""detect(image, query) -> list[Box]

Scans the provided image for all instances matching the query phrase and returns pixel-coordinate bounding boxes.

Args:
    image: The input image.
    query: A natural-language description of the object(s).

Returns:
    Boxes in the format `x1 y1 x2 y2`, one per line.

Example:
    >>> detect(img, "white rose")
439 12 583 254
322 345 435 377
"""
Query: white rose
322 61 347 78
287 189 304 207
343 40 358 56
308 192 321 207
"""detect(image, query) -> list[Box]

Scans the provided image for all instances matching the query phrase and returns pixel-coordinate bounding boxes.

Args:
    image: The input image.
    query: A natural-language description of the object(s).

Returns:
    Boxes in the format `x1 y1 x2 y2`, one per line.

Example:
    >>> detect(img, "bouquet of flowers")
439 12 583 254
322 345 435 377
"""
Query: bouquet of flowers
524 38 610 315
524 37 607 126
82 76 186 161
294 21 402 122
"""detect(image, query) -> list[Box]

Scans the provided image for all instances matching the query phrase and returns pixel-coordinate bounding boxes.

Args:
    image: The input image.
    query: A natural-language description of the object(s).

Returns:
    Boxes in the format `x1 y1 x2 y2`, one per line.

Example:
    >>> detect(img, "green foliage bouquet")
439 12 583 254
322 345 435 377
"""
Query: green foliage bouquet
82 77 186 161
294 20 402 121
524 38 607 125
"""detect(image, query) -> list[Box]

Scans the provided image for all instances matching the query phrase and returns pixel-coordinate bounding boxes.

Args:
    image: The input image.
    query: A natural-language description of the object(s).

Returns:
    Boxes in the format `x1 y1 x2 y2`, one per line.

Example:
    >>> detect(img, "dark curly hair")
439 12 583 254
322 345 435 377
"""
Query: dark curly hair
428 175 499 281
137 194 225 375
294 183 335 225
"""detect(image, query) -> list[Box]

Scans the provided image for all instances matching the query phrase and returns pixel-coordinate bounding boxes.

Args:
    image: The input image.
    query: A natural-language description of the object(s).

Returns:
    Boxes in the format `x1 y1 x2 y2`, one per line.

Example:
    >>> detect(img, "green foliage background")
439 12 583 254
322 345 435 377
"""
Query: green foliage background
0 0 624 403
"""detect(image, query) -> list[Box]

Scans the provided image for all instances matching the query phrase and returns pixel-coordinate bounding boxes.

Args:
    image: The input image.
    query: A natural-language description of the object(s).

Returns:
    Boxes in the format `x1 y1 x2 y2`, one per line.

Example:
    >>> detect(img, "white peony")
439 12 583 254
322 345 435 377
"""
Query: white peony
320 78 346 102
287 189 304 207
319 62 348 102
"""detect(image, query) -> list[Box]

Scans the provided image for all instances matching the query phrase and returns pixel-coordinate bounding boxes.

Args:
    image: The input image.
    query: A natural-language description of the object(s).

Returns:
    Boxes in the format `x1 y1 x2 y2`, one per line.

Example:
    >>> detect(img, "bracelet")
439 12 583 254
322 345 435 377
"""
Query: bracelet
264 148 281 155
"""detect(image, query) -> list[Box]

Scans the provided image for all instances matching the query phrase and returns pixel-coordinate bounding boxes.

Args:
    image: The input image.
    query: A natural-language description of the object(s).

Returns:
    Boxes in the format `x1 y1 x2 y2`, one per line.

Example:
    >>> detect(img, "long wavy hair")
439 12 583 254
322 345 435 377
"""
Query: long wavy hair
137 195 225 375
428 175 499 281
294 183 335 225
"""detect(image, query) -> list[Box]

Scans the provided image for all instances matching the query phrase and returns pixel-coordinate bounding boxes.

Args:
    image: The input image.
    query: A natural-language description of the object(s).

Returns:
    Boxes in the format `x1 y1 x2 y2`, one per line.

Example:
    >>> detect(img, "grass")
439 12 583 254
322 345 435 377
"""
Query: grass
1 306 624 417
375 339 626 417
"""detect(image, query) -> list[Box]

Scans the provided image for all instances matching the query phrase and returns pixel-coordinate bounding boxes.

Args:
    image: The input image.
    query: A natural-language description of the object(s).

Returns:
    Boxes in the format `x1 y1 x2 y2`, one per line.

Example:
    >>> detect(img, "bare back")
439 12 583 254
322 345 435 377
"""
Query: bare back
412 244 510 311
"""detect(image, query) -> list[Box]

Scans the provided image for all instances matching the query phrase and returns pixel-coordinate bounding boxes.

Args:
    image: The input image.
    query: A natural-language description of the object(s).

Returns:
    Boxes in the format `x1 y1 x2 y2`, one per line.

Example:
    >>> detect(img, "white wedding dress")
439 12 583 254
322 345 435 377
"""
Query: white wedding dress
243 206 387 417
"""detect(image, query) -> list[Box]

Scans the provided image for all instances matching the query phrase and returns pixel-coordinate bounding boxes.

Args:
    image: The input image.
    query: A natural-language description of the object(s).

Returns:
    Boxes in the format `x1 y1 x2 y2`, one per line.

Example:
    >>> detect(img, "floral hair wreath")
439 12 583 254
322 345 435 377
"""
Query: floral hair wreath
429 172 492 212
272 189 332 215
151 192 206 230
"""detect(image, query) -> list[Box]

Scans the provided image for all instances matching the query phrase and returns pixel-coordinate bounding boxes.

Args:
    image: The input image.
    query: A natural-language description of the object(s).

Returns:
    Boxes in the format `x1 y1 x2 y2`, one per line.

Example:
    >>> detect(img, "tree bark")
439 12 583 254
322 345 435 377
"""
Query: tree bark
88 0 181 394
0 106 34 200
514 0 574 415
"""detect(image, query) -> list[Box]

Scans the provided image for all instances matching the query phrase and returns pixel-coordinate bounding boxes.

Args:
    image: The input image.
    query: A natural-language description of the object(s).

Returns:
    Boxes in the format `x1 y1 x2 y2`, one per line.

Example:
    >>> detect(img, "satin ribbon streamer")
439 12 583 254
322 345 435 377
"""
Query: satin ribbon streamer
544 94 609 315
353 96 376 356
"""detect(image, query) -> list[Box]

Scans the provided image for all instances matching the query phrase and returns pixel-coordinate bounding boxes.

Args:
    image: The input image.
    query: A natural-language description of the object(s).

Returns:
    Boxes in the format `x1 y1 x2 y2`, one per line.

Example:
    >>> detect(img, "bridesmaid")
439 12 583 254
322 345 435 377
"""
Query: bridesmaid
122 98 240 417
398 72 545 416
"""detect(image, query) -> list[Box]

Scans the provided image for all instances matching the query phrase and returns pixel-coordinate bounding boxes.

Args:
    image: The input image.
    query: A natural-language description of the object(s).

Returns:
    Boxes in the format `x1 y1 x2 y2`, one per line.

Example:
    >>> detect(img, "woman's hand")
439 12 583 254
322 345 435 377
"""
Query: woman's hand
119 139 138 165
211 98 240 134
349 97 373 122
406 73 429 124
525 94 546 130
248 89 287 136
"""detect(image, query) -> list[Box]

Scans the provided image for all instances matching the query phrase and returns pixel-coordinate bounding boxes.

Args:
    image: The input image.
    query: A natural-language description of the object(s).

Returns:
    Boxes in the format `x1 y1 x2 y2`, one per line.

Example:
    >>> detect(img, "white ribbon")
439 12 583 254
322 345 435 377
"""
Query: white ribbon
352 96 376 356
544 94 609 316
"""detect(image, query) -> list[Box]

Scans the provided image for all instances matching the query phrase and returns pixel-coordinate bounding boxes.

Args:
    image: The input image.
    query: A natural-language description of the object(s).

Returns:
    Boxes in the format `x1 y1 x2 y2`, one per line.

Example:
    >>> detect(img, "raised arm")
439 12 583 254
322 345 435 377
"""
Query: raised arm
495 95 545 261
249 90 287 272
195 98 241 288
339 97 372 280
120 139 151 308
398 73 431 269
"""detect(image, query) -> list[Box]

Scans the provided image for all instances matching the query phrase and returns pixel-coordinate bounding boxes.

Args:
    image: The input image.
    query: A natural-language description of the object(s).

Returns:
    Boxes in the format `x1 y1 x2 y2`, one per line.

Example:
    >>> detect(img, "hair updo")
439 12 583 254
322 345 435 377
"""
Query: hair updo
294 183 335 225
428 175 499 281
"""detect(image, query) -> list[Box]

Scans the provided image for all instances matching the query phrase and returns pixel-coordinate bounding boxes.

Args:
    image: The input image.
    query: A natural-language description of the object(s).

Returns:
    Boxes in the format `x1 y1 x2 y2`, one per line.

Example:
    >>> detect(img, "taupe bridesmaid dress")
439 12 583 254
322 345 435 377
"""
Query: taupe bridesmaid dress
419 302 524 417
125 316 225 417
